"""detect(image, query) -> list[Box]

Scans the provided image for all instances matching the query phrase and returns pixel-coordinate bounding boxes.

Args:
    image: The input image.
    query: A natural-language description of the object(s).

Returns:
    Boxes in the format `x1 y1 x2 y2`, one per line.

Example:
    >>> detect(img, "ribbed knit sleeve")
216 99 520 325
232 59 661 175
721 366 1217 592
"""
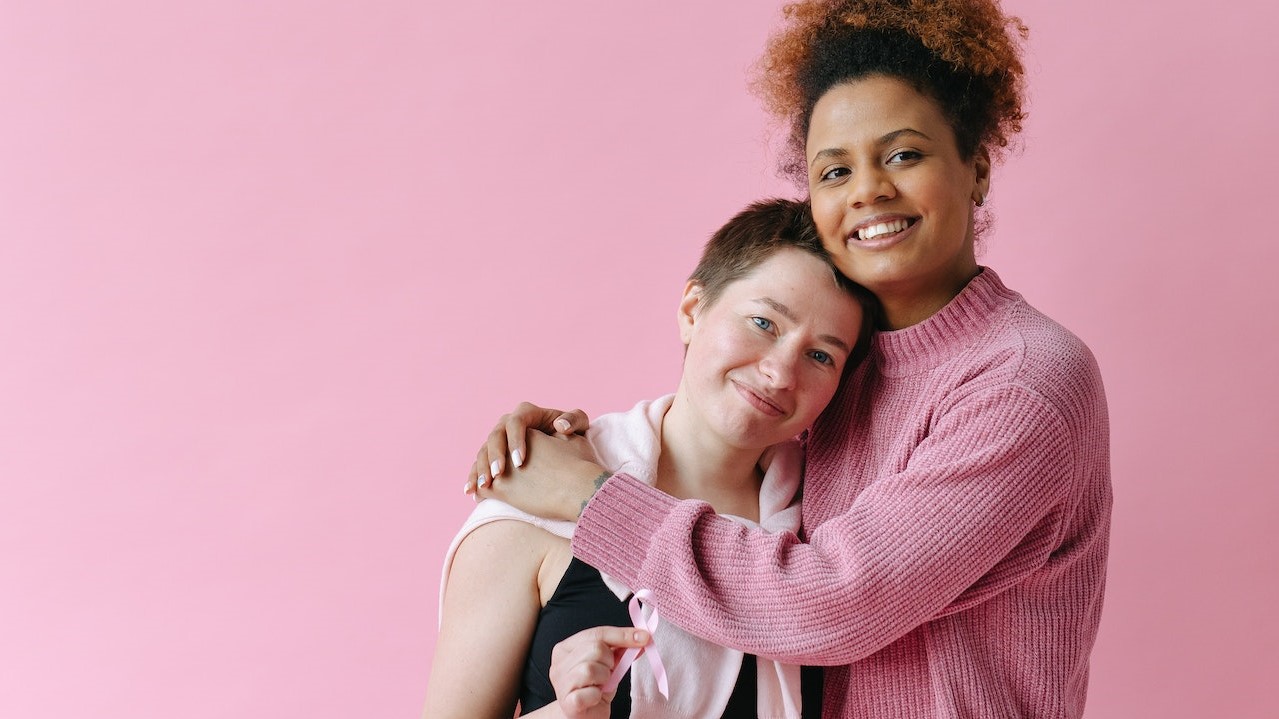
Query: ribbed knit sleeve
571 269 1111 685
573 383 1074 665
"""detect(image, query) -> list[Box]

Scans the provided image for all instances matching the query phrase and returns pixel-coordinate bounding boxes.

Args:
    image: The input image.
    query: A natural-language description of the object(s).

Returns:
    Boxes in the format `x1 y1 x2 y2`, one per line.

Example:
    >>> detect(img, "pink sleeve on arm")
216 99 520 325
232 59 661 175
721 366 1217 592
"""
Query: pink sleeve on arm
571 385 1077 666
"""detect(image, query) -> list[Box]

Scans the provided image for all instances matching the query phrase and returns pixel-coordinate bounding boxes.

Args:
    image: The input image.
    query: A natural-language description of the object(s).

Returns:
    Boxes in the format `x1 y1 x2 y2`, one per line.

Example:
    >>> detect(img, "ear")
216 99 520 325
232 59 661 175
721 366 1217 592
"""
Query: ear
677 281 703 345
971 147 992 205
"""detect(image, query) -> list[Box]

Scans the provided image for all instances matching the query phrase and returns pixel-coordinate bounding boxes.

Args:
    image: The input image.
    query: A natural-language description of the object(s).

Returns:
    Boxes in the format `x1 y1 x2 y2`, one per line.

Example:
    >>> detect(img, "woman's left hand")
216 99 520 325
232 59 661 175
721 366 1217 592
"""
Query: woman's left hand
475 430 610 521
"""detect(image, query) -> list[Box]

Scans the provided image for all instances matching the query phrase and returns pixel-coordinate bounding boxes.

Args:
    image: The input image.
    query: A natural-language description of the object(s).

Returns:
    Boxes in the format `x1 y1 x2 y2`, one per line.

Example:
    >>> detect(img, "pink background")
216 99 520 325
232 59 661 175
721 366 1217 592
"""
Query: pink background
2 1 1275 716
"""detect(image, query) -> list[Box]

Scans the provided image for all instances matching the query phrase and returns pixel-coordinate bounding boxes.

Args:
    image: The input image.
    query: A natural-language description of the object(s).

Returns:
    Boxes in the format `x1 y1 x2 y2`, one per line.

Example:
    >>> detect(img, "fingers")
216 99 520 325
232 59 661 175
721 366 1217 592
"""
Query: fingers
509 401 566 433
462 401 593 498
464 419 514 496
549 626 649 716
482 404 547 483
464 461 480 497
464 449 493 498
507 402 587 465
551 408 590 436
505 404 539 471
559 685 610 718
463 432 500 496
488 420 514 480
566 625 650 650
550 626 650 681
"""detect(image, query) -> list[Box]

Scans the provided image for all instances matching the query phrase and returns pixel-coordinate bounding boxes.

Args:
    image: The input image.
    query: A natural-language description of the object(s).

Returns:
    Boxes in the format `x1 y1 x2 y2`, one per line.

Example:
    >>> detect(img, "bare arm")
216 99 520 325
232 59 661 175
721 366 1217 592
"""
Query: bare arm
423 520 549 718
424 516 648 718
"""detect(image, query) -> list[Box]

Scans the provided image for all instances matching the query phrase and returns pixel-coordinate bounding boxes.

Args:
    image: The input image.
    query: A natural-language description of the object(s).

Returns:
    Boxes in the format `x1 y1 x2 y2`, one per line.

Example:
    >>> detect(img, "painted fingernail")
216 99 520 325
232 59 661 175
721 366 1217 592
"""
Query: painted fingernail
477 474 488 488
512 449 524 468
463 482 471 494
490 460 500 479
554 418 571 433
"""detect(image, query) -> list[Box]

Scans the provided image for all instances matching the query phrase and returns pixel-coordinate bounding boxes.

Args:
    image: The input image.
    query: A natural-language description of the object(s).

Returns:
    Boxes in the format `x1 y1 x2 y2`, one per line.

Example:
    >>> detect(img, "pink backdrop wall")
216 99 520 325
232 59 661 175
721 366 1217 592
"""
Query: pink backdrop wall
2 1 1275 716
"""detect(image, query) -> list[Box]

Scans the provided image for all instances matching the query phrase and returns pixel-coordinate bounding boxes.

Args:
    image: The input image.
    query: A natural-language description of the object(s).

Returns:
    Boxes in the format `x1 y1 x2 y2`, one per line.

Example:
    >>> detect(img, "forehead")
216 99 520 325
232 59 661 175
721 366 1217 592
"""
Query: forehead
719 250 862 329
725 248 829 290
805 75 952 150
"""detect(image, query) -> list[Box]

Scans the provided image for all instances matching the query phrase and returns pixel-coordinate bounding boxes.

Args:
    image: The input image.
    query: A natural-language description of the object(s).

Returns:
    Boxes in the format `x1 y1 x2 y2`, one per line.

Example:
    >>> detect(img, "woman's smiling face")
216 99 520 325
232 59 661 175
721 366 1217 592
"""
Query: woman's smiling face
806 75 990 328
676 248 863 451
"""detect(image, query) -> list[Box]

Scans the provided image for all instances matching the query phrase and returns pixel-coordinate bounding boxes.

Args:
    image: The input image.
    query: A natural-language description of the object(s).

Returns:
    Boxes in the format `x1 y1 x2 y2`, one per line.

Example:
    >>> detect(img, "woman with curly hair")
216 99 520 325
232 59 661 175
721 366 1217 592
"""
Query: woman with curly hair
467 1 1111 716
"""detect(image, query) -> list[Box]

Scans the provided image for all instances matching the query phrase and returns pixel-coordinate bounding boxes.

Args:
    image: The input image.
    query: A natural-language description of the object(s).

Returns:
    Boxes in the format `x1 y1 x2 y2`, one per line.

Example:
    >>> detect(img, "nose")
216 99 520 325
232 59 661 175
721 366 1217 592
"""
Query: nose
848 165 895 208
758 346 798 390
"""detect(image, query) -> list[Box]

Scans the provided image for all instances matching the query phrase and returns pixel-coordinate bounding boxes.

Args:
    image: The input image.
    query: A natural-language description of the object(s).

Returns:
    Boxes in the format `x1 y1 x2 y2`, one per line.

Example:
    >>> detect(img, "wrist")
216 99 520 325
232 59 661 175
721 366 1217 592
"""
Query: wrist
569 462 610 520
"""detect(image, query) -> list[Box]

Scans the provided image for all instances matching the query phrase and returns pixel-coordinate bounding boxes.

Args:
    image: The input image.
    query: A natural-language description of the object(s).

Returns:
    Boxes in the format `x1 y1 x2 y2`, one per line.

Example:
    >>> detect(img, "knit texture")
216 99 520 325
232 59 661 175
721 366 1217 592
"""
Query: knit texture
572 268 1111 718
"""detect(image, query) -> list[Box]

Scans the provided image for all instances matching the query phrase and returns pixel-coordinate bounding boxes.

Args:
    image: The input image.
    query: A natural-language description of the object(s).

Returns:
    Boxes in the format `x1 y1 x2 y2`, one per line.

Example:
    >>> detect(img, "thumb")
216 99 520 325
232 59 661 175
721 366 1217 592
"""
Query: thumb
552 408 591 435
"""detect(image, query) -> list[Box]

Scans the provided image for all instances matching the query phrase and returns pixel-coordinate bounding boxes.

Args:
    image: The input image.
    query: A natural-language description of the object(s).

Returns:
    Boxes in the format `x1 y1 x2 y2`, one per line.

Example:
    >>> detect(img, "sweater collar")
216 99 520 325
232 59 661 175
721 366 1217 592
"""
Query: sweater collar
870 267 1021 376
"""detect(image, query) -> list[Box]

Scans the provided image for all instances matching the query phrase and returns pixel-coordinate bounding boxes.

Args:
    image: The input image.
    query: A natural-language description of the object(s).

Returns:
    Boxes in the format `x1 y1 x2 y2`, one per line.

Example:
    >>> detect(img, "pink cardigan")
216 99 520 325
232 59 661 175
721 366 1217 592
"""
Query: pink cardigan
572 269 1111 718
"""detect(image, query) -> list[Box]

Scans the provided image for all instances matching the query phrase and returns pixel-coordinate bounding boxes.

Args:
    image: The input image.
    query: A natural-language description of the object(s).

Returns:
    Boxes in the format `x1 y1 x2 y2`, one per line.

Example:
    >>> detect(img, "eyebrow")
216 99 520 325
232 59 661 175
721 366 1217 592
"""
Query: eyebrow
879 127 932 145
754 297 853 353
808 147 848 168
818 334 853 353
808 127 934 168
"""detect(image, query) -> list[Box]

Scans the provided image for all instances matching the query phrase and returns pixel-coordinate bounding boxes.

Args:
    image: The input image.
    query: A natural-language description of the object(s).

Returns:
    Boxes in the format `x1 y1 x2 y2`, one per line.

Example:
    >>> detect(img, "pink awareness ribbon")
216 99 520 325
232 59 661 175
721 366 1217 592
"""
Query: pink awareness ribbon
600 589 669 699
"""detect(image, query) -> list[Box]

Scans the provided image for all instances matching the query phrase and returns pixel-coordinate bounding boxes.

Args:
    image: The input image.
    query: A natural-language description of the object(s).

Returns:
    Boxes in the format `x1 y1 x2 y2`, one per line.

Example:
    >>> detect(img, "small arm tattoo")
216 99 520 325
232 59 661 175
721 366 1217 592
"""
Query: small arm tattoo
577 471 612 518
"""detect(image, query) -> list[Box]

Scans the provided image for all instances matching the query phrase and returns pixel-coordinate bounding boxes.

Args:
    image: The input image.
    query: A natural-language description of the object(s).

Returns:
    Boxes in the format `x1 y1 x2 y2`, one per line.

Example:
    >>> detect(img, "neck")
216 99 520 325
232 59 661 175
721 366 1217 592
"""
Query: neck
876 265 981 330
657 393 765 522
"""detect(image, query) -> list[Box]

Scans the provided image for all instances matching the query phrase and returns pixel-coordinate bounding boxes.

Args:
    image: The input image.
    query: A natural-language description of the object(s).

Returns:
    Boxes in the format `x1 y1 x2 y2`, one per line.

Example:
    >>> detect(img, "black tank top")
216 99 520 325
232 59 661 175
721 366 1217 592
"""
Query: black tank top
519 557 823 718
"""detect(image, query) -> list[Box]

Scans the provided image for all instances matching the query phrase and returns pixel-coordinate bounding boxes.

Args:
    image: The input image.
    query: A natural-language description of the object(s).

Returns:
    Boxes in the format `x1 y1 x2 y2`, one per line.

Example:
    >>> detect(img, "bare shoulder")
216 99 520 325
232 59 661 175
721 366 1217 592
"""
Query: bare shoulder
430 520 568 718
452 518 566 572
447 519 574 612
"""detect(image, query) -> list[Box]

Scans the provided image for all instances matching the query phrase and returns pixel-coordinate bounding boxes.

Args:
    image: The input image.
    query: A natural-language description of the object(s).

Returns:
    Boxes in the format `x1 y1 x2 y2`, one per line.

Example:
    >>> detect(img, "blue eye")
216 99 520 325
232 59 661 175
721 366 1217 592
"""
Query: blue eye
810 350 834 366
752 316 773 331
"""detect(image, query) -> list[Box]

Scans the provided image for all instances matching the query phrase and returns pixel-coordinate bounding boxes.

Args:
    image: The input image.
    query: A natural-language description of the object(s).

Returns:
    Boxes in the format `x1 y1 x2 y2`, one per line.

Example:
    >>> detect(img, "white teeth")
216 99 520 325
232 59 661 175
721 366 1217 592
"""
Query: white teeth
858 219 909 241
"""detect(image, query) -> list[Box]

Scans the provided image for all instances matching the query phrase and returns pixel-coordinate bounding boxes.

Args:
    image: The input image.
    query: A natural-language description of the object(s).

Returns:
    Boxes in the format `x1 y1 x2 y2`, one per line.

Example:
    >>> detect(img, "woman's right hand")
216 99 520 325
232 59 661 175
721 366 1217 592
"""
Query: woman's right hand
550 626 650 719
465 402 591 494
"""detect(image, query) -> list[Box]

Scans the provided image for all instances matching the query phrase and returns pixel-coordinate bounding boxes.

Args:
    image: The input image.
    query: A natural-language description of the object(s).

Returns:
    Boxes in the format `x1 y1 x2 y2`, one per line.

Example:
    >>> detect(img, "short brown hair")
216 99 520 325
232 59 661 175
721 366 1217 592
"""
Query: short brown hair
689 198 880 371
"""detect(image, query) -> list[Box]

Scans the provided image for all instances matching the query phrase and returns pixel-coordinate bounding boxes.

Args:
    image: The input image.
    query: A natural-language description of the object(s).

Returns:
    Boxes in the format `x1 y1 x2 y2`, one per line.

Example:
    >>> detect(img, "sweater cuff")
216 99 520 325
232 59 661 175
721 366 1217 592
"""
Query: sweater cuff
572 473 680 588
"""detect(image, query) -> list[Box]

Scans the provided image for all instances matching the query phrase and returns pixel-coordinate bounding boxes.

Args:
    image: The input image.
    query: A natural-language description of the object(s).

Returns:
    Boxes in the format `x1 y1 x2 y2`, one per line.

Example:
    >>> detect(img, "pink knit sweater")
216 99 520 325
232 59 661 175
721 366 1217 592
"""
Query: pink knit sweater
572 268 1111 718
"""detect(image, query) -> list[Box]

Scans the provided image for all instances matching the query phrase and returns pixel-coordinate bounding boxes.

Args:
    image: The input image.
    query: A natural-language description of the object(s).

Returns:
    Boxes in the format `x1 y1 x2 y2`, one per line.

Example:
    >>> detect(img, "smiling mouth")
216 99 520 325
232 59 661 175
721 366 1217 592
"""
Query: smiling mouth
855 218 917 241
732 380 785 416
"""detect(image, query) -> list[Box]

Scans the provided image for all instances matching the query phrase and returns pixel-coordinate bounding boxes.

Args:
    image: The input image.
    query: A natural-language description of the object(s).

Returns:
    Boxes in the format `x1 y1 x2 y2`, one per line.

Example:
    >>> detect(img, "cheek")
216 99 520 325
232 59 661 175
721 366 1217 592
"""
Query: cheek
689 322 749 373
797 371 841 419
925 171 974 221
809 194 838 232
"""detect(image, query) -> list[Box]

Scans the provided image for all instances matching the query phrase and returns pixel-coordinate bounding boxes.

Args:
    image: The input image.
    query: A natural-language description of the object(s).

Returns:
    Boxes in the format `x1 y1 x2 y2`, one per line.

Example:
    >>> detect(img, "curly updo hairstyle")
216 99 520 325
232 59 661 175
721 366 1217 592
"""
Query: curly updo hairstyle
755 0 1029 183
